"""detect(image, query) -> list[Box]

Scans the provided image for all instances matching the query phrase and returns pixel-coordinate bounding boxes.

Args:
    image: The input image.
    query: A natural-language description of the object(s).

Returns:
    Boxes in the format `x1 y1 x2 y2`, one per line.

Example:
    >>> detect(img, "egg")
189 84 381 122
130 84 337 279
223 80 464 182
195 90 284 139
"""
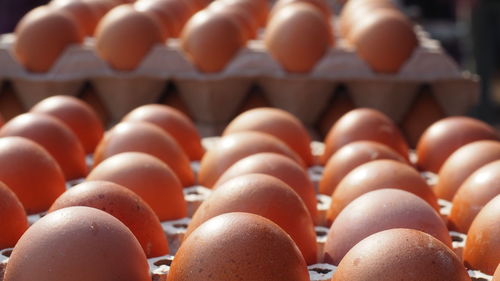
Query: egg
270 0 331 20
349 9 418 73
324 189 451 265
30 95 104 154
223 108 314 166
0 181 28 249
322 108 409 164
0 137 66 214
83 0 119 21
4 206 151 281
339 0 395 39
208 0 258 41
494 265 500 281
317 93 356 137
198 131 303 187
95 4 164 71
416 116 498 173
93 121 194 186
265 2 332 73
186 0 211 10
0 113 87 180
463 195 500 274
168 212 309 281
49 180 168 257
122 104 204 160
332 229 470 281
434 140 500 201
449 160 500 232
87 152 187 221
221 0 269 27
319 141 407 195
50 0 100 36
326 159 439 224
180 10 244 72
214 152 317 220
13 6 84 72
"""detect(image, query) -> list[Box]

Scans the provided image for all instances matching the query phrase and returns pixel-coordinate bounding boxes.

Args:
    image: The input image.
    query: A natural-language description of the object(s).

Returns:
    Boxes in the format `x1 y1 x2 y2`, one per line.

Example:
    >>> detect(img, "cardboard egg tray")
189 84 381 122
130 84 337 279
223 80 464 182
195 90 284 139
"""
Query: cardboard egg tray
0 21 478 131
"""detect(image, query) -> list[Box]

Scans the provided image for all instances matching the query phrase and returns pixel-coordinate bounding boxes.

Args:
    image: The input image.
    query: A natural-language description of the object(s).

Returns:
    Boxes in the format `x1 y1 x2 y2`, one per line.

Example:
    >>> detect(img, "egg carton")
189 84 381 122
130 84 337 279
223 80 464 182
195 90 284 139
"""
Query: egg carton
0 22 478 124
315 194 331 227
315 226 329 263
182 185 212 218
0 248 11 281
468 269 493 281
438 198 453 224
450 231 467 262
161 217 191 255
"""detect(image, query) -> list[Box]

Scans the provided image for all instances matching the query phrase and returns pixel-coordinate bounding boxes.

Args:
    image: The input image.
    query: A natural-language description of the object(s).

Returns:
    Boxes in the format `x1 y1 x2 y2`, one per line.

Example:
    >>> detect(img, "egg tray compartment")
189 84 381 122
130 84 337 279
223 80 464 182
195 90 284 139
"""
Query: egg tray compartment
0 22 478 124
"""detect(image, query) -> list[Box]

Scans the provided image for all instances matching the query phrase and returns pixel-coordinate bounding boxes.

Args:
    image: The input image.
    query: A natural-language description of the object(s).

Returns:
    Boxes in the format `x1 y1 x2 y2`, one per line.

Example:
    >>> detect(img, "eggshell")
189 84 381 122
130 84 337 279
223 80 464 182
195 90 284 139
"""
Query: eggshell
326 159 439 224
13 6 84 72
339 0 395 38
95 4 164 71
493 265 500 281
83 0 119 20
322 108 409 164
198 131 304 187
208 0 258 40
449 160 500 232
324 189 451 265
185 0 211 10
270 0 331 20
434 140 500 201
31 95 104 154
463 195 500 275
49 180 168 257
0 113 87 180
4 206 151 281
169 212 309 281
0 181 28 249
122 104 204 160
223 107 314 166
214 152 316 220
319 140 407 195
265 2 332 73
332 229 470 281
181 10 244 73
93 121 194 186
50 0 100 36
87 152 187 221
416 116 498 173
221 0 269 27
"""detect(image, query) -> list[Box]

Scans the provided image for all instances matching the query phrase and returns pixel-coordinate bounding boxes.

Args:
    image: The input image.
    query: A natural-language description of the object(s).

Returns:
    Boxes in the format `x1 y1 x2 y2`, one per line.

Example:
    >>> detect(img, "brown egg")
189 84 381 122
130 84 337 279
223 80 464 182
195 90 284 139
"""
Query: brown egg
49 180 168 257
223 108 314 166
494 265 500 281
168 212 309 281
93 122 194 186
350 9 417 73
185 0 211 10
83 0 119 21
95 4 164 71
463 195 500 275
270 0 331 20
181 10 244 73
327 159 439 224
187 174 317 264
449 160 500 232
0 181 28 249
265 2 332 73
416 116 498 173
208 0 258 40
317 93 356 137
0 113 87 180
214 152 317 220
31 95 104 154
50 0 100 36
87 152 187 221
434 140 500 201
322 108 409 164
324 189 451 265
221 0 269 27
319 141 407 195
4 206 151 281
0 137 66 214
13 6 84 72
332 229 470 281
339 0 395 39
122 104 204 161
198 131 304 187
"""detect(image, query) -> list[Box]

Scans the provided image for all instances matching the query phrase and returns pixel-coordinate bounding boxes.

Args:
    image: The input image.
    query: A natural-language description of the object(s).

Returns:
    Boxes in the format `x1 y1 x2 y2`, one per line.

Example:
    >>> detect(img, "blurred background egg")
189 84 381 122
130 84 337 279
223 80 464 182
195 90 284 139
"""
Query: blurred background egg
30 95 104 154
49 180 168 258
270 0 331 20
0 113 87 180
416 116 498 173
338 0 396 38
265 2 332 73
87 152 187 221
168 212 309 281
95 4 164 71
13 6 84 72
93 121 194 186
0 181 28 249
82 0 119 21
332 229 470 281
4 206 151 281
223 108 314 166
50 0 100 37
208 0 258 41
220 0 269 27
